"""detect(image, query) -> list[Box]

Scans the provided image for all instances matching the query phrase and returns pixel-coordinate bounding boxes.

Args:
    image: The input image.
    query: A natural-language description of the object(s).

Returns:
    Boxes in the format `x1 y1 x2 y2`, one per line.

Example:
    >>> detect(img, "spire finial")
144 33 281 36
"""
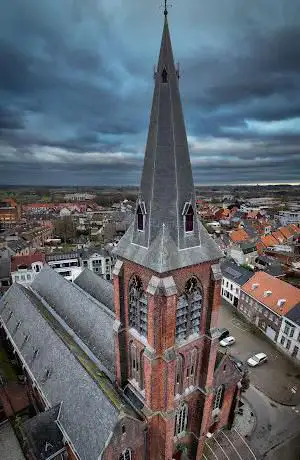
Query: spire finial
163 0 172 17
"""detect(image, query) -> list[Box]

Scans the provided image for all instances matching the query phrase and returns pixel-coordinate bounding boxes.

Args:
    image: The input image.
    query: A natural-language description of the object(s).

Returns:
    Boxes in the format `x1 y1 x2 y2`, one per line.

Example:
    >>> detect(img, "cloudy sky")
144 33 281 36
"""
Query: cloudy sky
1 0 300 186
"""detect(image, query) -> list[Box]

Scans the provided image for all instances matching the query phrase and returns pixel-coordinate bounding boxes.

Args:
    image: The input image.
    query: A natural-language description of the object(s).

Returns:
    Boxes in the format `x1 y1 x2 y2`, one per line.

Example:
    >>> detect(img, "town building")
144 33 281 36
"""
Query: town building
221 261 253 307
0 11 245 460
45 252 83 282
0 250 11 296
227 241 258 267
63 192 96 201
239 272 300 344
278 210 300 226
277 303 300 361
11 253 45 286
81 247 115 281
0 199 20 224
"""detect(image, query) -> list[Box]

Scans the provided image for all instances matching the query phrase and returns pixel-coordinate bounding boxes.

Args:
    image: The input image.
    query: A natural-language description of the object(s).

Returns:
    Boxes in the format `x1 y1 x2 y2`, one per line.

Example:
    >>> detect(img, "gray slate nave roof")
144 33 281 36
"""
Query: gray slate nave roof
0 284 119 460
221 260 253 286
74 268 114 312
114 15 222 273
31 265 115 375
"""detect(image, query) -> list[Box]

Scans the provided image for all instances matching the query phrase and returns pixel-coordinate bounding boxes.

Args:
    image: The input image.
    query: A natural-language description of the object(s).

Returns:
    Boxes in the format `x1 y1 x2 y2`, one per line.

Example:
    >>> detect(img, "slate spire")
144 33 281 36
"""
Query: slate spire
113 13 222 273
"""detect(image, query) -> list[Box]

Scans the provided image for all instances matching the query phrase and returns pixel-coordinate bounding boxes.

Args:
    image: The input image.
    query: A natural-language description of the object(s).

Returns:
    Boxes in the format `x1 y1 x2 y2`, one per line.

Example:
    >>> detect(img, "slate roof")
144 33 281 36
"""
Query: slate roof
221 260 253 286
0 254 10 279
114 220 222 273
0 284 120 460
113 15 223 273
74 268 114 312
286 302 300 326
23 404 64 460
31 265 115 376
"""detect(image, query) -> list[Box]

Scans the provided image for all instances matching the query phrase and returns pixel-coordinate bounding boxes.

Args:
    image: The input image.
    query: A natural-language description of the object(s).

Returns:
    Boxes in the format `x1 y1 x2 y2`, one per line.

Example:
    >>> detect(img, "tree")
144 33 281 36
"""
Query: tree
54 217 76 243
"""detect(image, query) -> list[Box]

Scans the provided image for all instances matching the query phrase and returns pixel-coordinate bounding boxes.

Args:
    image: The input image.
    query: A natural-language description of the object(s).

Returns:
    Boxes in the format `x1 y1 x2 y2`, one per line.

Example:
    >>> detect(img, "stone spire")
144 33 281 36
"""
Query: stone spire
113 13 222 273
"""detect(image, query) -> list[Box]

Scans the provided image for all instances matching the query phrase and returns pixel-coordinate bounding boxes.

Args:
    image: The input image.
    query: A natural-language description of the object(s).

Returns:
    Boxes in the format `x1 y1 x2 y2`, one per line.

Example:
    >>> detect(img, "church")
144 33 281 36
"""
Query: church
0 9 245 460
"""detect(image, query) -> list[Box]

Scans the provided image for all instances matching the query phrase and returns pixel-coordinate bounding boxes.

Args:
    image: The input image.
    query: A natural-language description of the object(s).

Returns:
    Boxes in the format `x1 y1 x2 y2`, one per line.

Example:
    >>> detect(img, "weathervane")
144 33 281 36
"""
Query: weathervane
161 0 172 16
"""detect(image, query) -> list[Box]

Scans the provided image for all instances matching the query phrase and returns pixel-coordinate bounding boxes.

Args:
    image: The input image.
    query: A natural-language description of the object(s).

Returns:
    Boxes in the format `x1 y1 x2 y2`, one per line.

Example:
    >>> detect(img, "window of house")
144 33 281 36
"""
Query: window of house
21 275 25 281
226 281 229 288
174 403 188 436
230 284 233 291
236 288 239 294
213 385 225 410
222 279 224 285
280 336 286 346
26 274 31 280
83 260 88 267
286 340 291 350
15 275 19 281
176 277 202 341
119 449 132 460
298 332 300 343
269 314 274 321
128 275 148 337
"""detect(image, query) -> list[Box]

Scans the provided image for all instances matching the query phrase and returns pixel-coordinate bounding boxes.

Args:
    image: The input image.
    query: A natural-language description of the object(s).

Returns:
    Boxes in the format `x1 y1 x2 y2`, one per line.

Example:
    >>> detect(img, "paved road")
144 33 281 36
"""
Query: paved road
218 301 300 405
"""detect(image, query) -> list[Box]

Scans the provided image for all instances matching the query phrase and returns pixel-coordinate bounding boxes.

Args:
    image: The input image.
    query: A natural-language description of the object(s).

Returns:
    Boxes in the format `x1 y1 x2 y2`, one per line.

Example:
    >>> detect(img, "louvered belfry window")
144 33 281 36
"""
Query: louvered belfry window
176 277 202 341
128 275 148 337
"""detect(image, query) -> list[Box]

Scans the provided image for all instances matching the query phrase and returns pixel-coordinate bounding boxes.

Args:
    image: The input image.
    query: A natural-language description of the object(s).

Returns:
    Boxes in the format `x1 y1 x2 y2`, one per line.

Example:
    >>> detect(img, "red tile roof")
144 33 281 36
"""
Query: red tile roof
242 271 300 316
261 235 279 247
11 253 45 272
272 231 285 244
229 229 250 243
279 226 293 239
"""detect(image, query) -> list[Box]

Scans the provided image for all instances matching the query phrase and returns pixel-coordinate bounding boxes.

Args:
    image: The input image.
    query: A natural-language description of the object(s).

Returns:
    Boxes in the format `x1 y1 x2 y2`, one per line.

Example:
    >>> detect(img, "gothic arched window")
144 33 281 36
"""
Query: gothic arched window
174 403 188 436
176 277 203 341
162 67 168 83
187 347 198 387
128 275 148 337
129 341 144 389
175 354 184 396
136 201 146 231
213 385 225 410
119 449 132 460
183 202 194 233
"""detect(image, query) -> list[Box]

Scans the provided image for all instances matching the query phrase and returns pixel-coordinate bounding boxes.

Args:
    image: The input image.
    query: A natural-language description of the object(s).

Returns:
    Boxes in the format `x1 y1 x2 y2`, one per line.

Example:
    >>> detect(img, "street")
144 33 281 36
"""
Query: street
218 300 300 405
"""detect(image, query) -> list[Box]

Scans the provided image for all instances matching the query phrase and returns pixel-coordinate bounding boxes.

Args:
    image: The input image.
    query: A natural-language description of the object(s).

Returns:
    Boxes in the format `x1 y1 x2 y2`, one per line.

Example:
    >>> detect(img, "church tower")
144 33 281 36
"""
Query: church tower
113 8 241 460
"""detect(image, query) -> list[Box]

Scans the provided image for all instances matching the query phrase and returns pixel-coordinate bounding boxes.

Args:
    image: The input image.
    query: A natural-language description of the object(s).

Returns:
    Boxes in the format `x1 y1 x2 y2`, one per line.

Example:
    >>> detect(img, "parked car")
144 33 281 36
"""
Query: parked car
247 353 268 367
216 328 230 341
220 336 236 347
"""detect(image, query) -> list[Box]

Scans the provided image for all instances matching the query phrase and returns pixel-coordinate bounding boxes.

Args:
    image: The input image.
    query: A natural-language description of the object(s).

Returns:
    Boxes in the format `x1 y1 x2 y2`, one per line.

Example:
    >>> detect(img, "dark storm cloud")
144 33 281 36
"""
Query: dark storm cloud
0 0 299 185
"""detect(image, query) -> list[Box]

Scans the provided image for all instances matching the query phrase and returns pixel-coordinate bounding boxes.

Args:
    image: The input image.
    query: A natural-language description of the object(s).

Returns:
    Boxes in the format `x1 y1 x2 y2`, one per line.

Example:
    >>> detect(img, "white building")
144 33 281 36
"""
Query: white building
277 307 300 361
81 247 115 281
220 261 253 308
11 254 45 287
64 193 96 201
46 252 83 282
278 210 300 226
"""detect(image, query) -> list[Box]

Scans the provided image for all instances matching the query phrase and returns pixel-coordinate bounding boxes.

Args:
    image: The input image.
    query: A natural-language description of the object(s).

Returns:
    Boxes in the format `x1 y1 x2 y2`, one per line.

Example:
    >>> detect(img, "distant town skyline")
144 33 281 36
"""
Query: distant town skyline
1 0 299 186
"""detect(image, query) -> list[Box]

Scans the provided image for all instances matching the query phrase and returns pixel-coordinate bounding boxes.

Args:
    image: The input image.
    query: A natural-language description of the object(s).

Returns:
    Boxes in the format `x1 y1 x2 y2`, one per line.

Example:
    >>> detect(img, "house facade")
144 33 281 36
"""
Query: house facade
239 272 300 344
221 262 253 308
277 304 300 361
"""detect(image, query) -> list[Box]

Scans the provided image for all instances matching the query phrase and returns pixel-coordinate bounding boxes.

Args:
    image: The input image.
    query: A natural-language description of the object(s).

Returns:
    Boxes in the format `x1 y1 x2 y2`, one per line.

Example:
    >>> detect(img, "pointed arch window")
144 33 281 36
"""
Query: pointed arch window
182 202 194 233
129 341 144 388
187 347 198 387
162 67 168 83
119 449 132 460
128 275 148 337
175 354 184 396
136 201 146 231
176 277 203 341
174 403 188 436
213 385 225 410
